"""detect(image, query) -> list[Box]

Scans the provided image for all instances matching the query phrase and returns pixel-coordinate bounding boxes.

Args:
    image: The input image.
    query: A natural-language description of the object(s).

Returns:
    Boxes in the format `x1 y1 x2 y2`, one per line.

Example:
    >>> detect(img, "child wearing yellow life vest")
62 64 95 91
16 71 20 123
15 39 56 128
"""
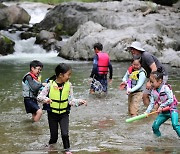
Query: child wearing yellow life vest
120 57 146 117
37 63 87 154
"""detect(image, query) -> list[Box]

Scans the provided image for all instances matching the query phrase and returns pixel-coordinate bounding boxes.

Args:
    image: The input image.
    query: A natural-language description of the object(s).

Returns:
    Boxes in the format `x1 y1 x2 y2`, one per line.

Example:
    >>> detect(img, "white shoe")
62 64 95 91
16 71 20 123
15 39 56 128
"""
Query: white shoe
65 151 72 154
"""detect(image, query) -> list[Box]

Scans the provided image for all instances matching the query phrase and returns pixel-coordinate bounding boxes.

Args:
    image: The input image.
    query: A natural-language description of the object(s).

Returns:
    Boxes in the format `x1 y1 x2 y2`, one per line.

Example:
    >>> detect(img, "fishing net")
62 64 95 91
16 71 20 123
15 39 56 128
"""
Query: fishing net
91 78 103 93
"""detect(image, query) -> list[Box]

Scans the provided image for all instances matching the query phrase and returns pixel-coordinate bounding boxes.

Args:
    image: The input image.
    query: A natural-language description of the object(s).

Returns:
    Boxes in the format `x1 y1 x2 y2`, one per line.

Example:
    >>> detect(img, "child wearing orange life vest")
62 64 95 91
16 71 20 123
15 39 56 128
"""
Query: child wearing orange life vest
22 60 46 122
120 57 146 117
145 69 180 137
37 63 87 154
90 43 113 94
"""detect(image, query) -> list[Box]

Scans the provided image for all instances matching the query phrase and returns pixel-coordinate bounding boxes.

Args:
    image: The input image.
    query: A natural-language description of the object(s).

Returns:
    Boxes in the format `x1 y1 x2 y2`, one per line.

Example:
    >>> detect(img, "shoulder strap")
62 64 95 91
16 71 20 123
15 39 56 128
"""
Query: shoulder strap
165 83 172 90
139 67 147 77
22 73 32 83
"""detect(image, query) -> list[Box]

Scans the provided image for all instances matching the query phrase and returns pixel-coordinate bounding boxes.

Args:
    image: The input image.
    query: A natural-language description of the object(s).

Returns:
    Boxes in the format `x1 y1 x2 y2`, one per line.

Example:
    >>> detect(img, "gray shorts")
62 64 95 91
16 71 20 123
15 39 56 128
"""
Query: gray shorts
143 75 168 95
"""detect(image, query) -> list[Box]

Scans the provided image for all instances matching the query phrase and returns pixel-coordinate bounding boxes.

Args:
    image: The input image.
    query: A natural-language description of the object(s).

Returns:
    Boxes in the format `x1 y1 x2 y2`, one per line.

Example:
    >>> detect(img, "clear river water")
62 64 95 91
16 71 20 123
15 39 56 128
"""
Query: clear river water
0 54 179 154
0 1 180 154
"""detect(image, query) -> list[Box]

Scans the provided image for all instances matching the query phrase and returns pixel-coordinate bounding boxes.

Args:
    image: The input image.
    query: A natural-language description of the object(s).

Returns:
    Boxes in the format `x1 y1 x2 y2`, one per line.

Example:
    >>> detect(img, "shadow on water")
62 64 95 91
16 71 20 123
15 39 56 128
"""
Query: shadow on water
0 58 179 154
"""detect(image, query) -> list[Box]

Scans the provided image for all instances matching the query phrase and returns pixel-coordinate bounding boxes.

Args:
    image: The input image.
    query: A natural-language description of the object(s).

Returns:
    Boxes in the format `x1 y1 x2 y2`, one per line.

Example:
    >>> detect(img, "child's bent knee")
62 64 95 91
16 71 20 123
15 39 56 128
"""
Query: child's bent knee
37 109 43 115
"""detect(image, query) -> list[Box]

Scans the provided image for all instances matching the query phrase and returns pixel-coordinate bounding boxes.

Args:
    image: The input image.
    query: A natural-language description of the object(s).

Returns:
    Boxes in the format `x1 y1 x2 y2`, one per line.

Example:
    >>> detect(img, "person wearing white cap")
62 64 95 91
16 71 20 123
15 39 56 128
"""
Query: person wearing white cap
128 41 168 106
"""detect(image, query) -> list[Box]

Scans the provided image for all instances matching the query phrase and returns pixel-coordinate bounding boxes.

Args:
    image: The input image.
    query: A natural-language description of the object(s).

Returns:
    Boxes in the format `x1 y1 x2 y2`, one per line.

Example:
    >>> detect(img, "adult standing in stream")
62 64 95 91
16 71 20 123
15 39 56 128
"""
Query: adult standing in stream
128 41 168 106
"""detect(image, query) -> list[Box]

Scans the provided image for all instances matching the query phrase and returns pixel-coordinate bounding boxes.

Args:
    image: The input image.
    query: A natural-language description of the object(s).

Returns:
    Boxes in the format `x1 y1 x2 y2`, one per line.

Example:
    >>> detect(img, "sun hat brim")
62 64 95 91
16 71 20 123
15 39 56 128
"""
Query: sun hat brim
128 42 145 52
130 46 145 52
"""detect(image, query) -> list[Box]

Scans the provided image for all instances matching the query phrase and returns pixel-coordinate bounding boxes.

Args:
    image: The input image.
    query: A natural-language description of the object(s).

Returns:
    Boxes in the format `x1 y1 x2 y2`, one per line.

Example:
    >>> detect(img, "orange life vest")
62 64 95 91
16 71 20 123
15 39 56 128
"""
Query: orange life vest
97 52 109 75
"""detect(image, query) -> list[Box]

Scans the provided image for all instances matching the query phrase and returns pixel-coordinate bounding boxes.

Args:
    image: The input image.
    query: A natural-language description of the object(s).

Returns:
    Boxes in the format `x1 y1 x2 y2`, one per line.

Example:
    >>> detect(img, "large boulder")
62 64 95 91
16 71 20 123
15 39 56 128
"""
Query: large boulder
159 49 180 67
37 0 180 36
58 21 132 61
51 0 180 66
59 20 180 67
0 4 31 29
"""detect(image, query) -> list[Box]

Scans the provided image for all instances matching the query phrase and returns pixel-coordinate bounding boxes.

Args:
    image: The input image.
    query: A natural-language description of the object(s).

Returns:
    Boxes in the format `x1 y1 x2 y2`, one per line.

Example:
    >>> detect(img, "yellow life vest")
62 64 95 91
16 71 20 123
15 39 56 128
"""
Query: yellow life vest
129 68 147 81
129 70 139 80
38 74 42 82
49 80 70 114
129 68 147 89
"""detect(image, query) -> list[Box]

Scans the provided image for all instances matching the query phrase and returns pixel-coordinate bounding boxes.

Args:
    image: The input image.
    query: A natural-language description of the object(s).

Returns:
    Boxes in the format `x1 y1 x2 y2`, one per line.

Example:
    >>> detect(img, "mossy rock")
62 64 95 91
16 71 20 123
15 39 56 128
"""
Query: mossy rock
55 24 63 32
0 34 15 55
54 23 66 35
54 23 67 40
2 35 12 44
0 3 7 9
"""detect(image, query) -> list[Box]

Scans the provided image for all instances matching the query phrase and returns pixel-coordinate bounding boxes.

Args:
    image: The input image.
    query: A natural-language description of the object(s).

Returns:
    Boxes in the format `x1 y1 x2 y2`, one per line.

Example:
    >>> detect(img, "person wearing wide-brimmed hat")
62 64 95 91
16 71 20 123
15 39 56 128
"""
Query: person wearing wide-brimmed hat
128 41 168 106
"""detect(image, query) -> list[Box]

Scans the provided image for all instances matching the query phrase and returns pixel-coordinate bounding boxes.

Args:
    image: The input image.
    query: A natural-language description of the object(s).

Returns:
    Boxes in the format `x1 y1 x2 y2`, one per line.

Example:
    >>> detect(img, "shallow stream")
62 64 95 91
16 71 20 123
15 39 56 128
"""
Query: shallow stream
0 1 180 153
0 55 179 154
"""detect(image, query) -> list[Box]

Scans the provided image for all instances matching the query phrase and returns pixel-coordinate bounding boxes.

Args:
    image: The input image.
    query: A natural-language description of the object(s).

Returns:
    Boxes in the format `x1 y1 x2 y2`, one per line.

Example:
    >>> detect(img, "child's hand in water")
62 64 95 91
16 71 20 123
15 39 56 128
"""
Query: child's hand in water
108 79 112 85
79 100 87 106
119 81 127 90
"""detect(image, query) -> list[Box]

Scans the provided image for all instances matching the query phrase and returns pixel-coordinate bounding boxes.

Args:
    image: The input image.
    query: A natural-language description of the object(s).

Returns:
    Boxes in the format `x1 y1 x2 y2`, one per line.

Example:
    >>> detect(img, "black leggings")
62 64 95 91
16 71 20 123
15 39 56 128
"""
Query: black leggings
47 112 70 150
